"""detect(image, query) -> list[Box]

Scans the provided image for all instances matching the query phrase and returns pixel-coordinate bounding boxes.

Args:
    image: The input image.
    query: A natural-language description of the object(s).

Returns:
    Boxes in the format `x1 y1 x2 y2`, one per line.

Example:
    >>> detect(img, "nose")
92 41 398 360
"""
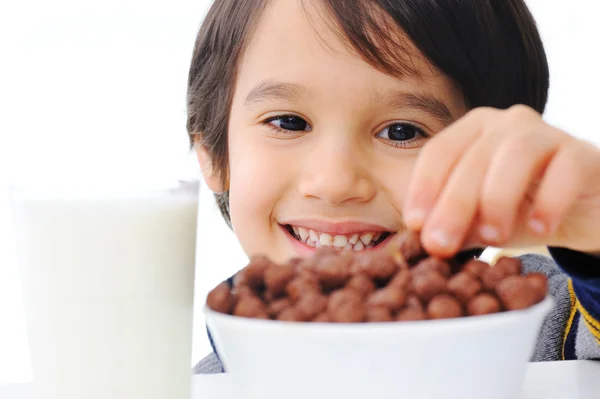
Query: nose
297 136 375 206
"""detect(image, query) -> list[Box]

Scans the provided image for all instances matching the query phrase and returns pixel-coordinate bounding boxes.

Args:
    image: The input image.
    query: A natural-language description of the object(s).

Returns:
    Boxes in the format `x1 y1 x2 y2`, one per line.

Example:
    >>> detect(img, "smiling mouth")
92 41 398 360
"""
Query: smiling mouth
284 224 393 251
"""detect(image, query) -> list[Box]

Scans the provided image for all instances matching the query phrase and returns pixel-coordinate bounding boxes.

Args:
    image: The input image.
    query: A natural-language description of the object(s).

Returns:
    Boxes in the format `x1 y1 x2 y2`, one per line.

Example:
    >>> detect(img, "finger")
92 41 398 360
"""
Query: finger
463 196 541 250
527 141 586 236
403 107 498 230
462 214 490 250
478 128 565 245
421 131 504 257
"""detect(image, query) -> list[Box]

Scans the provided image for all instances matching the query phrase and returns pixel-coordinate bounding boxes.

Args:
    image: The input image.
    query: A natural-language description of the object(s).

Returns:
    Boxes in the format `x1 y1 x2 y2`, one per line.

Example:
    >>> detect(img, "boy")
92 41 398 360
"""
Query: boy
187 0 600 373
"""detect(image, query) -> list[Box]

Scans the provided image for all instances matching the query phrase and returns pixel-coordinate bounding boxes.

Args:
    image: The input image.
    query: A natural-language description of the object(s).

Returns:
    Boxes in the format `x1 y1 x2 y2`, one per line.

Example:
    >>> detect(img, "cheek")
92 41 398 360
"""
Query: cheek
227 129 294 253
375 155 417 210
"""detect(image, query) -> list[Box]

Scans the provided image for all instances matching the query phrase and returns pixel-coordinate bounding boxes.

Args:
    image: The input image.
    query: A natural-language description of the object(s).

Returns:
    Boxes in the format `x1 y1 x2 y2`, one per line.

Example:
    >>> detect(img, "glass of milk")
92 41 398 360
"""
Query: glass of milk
9 176 199 399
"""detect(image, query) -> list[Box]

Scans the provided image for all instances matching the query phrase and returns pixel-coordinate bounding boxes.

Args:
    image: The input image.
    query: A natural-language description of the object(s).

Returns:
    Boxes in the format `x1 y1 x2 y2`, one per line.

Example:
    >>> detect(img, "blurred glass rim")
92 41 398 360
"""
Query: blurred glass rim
8 172 201 201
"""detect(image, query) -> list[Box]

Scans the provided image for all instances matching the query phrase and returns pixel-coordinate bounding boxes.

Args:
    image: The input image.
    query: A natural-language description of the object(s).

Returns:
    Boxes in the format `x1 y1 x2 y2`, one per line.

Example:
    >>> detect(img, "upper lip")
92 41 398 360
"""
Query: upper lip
281 219 397 235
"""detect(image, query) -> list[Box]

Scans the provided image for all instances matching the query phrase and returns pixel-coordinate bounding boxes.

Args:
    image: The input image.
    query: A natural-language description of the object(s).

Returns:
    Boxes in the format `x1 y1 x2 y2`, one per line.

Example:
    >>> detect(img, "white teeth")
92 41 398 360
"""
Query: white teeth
360 232 374 245
298 227 309 241
333 235 348 248
319 233 333 246
290 226 386 251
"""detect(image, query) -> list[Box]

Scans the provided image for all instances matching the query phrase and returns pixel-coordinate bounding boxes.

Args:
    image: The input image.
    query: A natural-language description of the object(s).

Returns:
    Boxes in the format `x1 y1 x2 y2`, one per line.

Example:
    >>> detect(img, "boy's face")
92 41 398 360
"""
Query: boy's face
203 0 467 263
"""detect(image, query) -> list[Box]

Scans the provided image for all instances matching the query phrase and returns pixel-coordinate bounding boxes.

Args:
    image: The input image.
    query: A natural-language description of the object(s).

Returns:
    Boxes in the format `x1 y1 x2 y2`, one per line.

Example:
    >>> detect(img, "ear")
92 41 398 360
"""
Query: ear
194 139 227 194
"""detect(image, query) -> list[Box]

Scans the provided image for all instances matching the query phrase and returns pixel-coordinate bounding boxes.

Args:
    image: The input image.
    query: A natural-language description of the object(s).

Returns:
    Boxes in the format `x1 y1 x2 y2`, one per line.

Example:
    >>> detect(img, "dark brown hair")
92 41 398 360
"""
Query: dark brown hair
186 0 549 227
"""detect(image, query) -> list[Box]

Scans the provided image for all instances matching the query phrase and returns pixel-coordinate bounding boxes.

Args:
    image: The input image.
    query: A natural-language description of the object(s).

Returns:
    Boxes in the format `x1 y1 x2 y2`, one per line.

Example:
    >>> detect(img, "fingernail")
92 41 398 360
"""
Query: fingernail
529 218 547 235
429 229 452 249
405 209 427 226
479 224 501 243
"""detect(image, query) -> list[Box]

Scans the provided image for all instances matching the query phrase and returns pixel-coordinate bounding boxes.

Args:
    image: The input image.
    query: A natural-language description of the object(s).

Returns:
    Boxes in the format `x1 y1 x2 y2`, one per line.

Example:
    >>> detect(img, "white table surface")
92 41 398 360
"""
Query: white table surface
0 360 598 399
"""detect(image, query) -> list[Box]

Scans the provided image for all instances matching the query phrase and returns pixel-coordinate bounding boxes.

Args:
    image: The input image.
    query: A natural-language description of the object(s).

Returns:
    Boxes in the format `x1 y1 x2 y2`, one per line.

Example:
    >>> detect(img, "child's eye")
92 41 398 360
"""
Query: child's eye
375 122 430 148
264 115 312 134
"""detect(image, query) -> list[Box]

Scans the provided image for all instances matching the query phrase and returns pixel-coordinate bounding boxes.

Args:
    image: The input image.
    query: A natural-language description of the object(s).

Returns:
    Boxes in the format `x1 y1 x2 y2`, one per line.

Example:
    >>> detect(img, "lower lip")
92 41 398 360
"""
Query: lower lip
280 225 395 257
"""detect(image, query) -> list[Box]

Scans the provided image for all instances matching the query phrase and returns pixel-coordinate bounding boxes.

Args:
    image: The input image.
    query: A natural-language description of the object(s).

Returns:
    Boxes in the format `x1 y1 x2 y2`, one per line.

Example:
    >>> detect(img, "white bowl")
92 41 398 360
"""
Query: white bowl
204 296 553 399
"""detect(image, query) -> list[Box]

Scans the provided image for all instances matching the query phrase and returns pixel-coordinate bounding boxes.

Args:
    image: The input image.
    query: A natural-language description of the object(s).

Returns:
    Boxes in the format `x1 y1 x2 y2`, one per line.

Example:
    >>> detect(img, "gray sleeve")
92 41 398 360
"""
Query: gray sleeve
520 254 572 361
192 352 224 374
575 315 600 359
520 254 600 361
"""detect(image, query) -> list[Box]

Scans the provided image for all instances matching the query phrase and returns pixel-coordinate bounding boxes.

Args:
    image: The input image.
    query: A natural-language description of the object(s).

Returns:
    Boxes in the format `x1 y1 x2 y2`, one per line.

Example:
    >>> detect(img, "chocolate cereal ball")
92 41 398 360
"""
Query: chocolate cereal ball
264 264 295 297
277 307 305 322
411 271 447 302
206 282 236 314
467 293 502 316
427 295 463 319
328 289 366 323
526 273 548 302
495 276 538 310
396 305 426 321
234 295 269 319
206 230 548 324
312 312 329 322
396 230 426 262
346 274 377 298
481 265 506 291
315 251 353 290
405 295 423 309
367 287 407 311
296 292 328 320
495 257 522 276
447 272 482 303
462 260 490 278
366 306 394 322
267 297 292 318
413 257 451 278
388 270 411 289
286 277 320 302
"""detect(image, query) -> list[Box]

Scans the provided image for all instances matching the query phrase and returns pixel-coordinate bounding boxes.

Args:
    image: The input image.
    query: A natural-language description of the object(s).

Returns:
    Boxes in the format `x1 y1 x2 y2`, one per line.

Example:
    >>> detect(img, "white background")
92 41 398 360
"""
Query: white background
0 0 598 385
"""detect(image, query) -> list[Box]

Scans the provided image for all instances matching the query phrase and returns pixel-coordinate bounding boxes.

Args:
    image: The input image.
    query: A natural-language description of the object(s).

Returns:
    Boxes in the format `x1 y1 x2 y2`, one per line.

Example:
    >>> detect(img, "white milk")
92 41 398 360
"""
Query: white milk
10 179 199 399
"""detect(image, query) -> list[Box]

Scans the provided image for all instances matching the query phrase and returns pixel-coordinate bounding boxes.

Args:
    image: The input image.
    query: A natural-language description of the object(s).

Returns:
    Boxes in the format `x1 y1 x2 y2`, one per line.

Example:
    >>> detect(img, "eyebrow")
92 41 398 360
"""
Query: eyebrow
244 80 309 106
381 90 455 126
244 80 456 126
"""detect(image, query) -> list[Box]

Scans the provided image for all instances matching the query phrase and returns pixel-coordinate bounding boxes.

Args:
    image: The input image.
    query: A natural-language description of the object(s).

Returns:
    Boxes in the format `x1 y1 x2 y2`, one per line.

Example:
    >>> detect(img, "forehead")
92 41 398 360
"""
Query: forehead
234 0 463 110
